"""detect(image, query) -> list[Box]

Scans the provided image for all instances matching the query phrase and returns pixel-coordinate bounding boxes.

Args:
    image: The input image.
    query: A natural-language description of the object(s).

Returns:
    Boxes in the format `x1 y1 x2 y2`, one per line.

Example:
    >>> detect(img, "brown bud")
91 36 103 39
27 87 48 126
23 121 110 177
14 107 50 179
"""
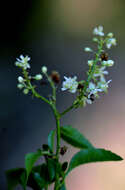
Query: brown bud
62 162 68 171
42 144 49 151
100 52 108 61
50 71 60 84
77 83 84 90
60 146 68 156
90 94 95 102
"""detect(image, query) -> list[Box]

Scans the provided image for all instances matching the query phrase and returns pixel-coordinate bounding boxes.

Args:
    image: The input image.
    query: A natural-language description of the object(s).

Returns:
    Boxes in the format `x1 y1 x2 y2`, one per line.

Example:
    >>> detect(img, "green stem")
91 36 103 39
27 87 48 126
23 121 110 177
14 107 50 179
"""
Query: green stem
51 105 61 190
23 70 51 105
60 104 74 117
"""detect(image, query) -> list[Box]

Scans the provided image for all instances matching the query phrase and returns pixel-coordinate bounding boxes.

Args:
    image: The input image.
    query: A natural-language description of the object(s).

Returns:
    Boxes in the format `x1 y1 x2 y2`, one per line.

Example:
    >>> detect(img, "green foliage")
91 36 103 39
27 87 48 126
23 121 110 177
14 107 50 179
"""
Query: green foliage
25 149 43 180
60 125 93 149
6 168 25 190
67 148 123 174
48 130 56 153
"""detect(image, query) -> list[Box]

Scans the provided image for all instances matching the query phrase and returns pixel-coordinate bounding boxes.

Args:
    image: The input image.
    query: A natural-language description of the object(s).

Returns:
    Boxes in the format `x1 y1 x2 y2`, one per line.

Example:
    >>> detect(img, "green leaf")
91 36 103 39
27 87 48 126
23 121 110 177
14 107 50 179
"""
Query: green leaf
27 164 50 189
61 125 93 149
33 172 46 189
47 158 56 181
25 149 43 180
20 171 27 190
6 168 25 190
67 148 123 174
48 130 56 152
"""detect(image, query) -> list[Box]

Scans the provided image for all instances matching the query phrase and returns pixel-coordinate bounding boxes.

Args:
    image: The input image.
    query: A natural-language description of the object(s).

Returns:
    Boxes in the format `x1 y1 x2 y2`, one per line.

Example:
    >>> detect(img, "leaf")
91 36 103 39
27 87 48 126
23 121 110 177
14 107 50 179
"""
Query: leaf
48 130 56 152
6 168 25 190
67 148 123 174
27 164 50 189
33 172 46 189
25 149 42 180
60 125 93 149
47 158 56 181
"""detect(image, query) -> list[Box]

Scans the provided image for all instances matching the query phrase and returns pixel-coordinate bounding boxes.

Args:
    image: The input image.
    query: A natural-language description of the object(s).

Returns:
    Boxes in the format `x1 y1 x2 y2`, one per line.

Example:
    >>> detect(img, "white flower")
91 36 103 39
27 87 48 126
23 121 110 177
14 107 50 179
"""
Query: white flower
84 47 92 52
106 38 116 49
93 26 104 36
102 60 114 67
86 97 93 104
88 60 94 66
61 76 78 93
87 82 102 98
94 66 108 80
97 79 112 92
15 55 31 70
41 66 47 73
18 76 24 83
34 74 43 80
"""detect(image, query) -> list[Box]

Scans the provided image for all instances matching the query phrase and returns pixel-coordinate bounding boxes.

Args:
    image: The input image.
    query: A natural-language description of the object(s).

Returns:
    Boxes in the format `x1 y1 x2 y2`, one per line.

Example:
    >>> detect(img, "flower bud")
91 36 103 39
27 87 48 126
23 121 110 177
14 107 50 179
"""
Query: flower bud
41 66 47 73
84 47 92 52
17 84 24 89
62 162 68 171
107 32 113 38
102 60 114 67
92 37 98 42
18 76 24 83
100 53 108 61
42 144 49 151
88 60 94 66
23 88 29 94
77 83 84 90
60 146 68 156
35 74 43 80
50 71 60 84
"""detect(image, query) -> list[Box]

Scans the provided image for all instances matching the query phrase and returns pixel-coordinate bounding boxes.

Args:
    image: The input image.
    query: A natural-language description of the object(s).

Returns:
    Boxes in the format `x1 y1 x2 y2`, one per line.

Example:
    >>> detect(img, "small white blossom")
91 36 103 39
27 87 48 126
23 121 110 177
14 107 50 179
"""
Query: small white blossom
18 76 24 83
88 60 94 66
106 38 116 49
97 79 112 92
93 26 104 36
87 82 102 98
15 55 31 70
61 76 78 93
34 74 43 80
102 60 114 67
84 47 92 52
86 97 93 104
42 66 47 73
94 66 108 79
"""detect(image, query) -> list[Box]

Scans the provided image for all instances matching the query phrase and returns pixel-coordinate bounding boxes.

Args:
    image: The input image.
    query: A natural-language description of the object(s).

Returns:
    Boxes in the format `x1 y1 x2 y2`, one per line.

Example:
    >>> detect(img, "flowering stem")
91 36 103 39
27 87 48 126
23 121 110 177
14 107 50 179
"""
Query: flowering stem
60 104 75 117
83 38 104 92
23 70 51 105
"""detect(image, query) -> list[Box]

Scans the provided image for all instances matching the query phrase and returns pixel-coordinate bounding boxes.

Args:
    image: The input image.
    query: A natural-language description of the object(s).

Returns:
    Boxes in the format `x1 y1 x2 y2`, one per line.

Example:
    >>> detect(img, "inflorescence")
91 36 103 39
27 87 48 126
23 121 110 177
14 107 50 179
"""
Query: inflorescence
15 26 116 107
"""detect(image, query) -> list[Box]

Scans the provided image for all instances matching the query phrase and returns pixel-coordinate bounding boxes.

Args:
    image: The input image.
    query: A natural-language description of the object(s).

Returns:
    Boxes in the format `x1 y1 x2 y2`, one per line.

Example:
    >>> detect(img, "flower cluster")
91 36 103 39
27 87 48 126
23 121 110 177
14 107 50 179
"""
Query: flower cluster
15 26 116 107
15 55 47 95
61 76 78 93
61 26 116 106
15 55 31 70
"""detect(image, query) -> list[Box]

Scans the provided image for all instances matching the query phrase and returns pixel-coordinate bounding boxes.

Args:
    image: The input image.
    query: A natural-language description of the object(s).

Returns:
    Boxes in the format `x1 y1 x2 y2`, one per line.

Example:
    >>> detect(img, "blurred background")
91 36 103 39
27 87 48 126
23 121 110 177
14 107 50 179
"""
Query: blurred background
0 0 125 189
